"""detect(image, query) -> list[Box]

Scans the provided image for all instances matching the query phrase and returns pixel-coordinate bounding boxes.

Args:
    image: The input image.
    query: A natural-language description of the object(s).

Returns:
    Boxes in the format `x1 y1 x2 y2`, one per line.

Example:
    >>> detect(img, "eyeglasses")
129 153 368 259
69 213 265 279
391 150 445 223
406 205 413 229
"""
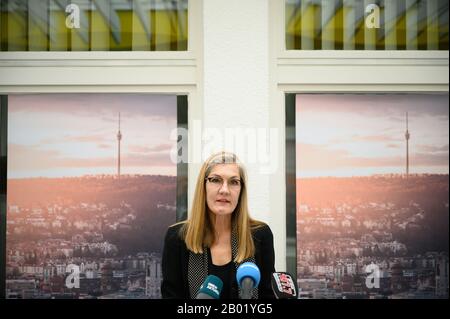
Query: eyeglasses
205 176 242 190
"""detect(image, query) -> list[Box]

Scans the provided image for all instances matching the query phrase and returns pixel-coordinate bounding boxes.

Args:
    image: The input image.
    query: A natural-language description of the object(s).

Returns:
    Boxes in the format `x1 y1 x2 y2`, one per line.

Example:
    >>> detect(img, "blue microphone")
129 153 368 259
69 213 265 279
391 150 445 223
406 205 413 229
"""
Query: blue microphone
196 275 223 299
236 262 260 299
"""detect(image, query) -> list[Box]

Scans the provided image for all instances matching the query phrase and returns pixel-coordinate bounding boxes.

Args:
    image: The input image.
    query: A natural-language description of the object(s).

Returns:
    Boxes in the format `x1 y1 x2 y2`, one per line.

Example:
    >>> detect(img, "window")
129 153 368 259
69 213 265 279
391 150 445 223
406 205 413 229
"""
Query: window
286 0 449 50
1 0 188 51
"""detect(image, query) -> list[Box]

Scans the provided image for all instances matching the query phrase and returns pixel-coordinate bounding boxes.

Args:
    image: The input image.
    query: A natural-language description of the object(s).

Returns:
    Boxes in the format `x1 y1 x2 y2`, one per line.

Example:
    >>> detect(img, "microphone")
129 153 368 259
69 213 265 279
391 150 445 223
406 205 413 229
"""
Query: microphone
271 272 298 299
196 275 223 299
236 262 260 299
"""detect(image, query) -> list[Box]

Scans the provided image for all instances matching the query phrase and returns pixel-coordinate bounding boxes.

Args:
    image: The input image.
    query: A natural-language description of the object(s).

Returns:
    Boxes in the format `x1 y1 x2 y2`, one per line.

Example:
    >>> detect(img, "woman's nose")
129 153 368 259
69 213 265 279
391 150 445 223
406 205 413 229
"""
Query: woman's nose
218 182 230 193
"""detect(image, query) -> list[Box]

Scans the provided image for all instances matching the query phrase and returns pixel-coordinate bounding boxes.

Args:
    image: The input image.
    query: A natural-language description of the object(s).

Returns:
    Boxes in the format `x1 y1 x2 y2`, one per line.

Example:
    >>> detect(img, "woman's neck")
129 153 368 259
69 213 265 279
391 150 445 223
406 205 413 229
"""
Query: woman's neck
211 214 231 243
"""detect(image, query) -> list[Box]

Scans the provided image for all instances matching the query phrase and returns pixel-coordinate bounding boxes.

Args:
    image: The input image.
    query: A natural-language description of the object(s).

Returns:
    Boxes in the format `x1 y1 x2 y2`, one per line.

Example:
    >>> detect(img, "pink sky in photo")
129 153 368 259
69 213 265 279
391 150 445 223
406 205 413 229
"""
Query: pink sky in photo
8 94 177 178
296 94 449 177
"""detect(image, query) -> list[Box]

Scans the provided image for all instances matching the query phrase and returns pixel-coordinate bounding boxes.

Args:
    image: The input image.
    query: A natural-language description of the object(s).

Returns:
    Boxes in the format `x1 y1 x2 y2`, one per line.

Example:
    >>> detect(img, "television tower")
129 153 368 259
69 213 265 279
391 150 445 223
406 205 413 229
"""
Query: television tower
117 112 122 179
405 112 410 177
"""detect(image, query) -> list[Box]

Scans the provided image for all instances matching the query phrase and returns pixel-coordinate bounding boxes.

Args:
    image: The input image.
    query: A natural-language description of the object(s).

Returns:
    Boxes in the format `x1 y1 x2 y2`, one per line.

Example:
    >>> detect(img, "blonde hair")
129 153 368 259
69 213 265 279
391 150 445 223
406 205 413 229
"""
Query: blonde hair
179 151 264 263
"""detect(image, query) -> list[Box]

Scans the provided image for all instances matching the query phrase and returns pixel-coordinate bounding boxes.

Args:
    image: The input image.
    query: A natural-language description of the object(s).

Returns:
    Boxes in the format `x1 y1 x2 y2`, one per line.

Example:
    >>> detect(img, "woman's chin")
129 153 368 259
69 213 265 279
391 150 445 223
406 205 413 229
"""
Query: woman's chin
211 208 233 216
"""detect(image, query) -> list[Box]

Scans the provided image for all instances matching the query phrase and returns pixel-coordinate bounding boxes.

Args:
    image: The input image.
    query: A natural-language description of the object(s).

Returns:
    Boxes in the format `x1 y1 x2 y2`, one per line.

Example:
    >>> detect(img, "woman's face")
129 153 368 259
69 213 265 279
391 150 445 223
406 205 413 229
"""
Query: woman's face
205 163 242 217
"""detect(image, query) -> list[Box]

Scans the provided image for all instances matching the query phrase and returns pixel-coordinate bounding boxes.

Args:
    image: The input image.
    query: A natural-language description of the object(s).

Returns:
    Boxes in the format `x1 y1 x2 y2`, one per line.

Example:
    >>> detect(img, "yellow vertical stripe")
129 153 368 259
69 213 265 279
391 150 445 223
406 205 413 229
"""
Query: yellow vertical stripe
170 9 178 50
150 6 156 50
110 10 132 51
0 7 2 50
301 1 315 49
286 3 296 50
90 10 110 50
49 10 69 51
286 2 303 50
334 2 344 50
178 8 188 50
132 4 151 51
154 9 172 50
427 0 439 50
384 0 397 50
8 8 27 50
0 9 2 50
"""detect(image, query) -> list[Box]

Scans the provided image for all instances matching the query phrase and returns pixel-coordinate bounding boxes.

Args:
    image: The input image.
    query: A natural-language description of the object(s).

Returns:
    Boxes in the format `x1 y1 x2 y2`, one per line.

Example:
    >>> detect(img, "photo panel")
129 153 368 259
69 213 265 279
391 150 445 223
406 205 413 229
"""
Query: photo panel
291 93 449 299
1 93 187 299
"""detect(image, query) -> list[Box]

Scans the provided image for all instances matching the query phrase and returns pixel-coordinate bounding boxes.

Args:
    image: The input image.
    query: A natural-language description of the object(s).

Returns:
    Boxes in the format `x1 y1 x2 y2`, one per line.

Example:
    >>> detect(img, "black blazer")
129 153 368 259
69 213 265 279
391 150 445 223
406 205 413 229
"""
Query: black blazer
161 222 275 299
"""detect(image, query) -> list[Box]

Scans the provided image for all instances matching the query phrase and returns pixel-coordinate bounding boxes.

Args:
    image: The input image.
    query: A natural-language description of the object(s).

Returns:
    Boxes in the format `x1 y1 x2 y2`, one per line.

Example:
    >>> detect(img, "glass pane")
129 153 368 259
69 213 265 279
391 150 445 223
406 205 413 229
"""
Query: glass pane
0 0 188 51
286 0 449 50
292 93 449 299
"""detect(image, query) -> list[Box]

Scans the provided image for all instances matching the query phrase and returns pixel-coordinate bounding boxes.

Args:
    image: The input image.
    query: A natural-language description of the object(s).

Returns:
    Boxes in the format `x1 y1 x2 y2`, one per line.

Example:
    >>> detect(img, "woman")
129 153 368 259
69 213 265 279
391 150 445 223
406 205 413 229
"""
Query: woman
161 151 275 299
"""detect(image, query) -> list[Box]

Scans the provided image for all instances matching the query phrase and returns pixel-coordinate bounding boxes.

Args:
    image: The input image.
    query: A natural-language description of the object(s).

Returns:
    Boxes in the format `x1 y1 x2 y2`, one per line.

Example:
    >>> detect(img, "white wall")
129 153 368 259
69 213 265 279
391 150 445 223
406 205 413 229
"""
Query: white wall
201 0 285 269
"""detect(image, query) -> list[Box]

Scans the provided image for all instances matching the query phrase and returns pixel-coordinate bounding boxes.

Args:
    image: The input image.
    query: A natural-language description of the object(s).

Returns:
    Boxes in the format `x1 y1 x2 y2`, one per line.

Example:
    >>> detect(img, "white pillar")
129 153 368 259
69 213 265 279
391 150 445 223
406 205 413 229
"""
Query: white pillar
203 0 271 226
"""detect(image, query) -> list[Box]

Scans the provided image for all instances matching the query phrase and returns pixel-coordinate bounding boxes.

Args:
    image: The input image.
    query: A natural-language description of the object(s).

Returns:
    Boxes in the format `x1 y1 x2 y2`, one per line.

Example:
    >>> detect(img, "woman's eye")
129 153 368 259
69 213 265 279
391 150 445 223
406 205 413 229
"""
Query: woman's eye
210 177 222 184
230 180 240 186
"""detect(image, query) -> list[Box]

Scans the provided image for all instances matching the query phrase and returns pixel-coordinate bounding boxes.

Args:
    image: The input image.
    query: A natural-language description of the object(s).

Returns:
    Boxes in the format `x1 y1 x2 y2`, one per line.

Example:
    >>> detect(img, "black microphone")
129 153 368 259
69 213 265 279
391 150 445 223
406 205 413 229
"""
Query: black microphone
271 272 298 299
196 275 223 299
236 262 260 299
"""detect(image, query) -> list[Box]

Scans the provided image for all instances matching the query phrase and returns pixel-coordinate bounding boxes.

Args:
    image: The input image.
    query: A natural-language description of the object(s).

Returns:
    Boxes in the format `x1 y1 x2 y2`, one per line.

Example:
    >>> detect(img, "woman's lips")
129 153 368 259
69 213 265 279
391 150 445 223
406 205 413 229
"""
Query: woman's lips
216 199 230 204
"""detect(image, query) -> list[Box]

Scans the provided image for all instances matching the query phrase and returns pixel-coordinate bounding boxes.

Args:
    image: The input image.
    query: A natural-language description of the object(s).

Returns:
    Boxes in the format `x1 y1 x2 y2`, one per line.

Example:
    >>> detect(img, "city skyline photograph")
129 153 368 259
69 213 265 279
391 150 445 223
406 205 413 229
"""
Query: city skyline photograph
295 93 449 299
5 93 179 299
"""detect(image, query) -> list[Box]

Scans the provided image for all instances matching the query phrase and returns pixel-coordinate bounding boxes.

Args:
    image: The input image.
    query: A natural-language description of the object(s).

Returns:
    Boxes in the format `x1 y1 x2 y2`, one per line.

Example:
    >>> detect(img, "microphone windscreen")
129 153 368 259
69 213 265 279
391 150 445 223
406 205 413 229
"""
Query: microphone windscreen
236 262 260 288
271 272 298 299
196 275 223 299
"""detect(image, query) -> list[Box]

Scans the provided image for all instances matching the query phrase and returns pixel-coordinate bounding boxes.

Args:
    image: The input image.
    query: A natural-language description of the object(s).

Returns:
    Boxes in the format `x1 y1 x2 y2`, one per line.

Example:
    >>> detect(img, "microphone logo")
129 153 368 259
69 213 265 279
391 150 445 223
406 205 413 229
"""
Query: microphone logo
204 282 220 296
273 273 296 297
271 272 298 299
196 275 223 299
